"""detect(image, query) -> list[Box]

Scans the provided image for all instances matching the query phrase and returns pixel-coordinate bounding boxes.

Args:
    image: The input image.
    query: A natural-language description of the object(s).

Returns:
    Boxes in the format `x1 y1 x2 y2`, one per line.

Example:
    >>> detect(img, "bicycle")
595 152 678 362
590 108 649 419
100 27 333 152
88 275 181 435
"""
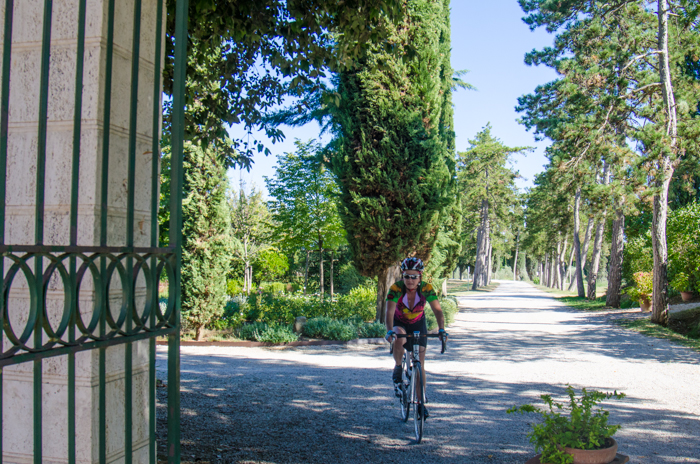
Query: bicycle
390 331 447 443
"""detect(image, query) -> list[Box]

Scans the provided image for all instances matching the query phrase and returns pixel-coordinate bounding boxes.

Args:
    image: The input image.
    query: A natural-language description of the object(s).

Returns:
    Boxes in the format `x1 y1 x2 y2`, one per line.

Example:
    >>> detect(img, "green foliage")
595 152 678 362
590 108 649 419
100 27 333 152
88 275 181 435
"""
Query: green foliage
165 0 403 168
237 322 299 343
180 143 234 339
229 187 271 293
426 297 458 331
253 247 289 285
667 202 700 292
261 282 287 294
302 316 385 340
622 232 653 284
331 0 456 279
508 386 626 464
626 272 653 304
242 287 376 325
533 277 541 285
358 321 387 338
227 279 244 297
336 262 375 293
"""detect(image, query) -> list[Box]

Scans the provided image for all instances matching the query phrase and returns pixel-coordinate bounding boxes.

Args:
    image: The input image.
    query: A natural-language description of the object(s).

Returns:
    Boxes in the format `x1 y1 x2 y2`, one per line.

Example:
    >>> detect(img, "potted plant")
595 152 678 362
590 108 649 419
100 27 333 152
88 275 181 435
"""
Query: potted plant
625 271 652 311
670 272 695 302
508 385 626 464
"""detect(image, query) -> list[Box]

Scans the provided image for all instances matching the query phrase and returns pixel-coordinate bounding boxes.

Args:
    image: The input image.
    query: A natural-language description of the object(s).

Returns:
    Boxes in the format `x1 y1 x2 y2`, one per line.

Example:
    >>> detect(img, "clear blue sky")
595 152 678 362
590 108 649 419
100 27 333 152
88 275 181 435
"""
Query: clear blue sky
229 1 559 195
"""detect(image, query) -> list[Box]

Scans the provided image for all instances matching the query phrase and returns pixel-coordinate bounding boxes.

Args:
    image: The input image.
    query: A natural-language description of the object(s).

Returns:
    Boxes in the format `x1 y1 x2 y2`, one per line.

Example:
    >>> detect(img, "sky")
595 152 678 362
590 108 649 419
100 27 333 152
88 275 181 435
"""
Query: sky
229 1 560 195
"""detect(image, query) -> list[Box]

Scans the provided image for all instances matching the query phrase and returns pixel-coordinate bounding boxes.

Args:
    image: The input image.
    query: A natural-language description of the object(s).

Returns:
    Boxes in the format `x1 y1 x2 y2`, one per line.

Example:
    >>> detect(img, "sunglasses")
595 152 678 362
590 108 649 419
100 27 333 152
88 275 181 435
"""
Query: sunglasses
402 274 420 280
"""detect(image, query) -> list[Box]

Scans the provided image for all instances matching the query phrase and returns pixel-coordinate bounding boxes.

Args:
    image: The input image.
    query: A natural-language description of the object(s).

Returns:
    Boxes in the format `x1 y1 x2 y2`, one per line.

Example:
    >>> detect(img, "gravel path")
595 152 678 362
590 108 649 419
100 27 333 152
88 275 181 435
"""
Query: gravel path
157 281 700 463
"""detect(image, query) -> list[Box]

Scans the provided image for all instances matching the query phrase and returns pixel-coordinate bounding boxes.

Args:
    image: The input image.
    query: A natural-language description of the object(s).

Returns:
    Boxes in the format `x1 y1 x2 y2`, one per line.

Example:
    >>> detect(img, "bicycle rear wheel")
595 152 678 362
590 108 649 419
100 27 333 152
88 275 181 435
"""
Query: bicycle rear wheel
412 361 424 443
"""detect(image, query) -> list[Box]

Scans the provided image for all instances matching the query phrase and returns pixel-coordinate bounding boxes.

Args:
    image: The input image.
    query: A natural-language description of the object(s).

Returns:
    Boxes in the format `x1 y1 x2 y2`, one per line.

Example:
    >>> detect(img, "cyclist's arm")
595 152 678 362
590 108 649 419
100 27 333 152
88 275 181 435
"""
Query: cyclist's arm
386 301 396 331
428 299 445 331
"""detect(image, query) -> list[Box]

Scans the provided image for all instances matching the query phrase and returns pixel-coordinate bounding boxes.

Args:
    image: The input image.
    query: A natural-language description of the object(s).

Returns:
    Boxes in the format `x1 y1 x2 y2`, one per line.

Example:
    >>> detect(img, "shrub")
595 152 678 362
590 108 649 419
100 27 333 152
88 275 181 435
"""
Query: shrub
237 322 298 343
262 282 287 294
668 202 700 293
625 271 653 304
337 262 375 292
426 297 458 331
256 324 298 343
227 279 244 296
359 321 386 338
533 277 541 285
507 386 625 464
302 317 358 341
623 232 653 285
237 321 269 341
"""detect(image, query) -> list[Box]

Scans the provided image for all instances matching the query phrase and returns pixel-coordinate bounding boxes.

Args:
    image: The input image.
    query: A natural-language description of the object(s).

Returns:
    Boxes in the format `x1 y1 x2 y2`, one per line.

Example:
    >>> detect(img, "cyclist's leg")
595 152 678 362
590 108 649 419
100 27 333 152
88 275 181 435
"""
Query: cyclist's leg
392 325 407 367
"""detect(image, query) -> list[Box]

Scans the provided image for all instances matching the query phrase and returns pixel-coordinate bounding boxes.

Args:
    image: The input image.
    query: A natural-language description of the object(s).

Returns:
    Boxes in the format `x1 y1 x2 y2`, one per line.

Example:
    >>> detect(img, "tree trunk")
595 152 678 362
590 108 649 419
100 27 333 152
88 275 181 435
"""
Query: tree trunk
587 165 610 300
580 217 594 290
566 236 576 291
486 239 493 285
553 240 561 290
544 253 550 287
573 187 585 296
195 326 202 341
459 266 463 280
513 233 520 281
304 250 310 294
587 219 605 300
319 240 324 301
606 209 625 308
376 265 401 323
472 199 490 289
650 0 677 326
560 237 568 290
330 251 334 302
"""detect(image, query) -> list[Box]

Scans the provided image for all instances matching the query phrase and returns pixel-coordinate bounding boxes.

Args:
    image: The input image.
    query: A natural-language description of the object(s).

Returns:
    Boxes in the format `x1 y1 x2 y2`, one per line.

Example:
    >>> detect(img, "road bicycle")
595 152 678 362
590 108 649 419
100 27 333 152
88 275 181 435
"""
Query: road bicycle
390 332 447 443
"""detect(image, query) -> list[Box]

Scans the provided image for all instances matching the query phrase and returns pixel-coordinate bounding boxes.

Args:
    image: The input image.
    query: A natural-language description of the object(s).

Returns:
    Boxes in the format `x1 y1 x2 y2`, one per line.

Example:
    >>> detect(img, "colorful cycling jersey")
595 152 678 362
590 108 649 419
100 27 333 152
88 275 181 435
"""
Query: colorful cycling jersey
386 280 438 324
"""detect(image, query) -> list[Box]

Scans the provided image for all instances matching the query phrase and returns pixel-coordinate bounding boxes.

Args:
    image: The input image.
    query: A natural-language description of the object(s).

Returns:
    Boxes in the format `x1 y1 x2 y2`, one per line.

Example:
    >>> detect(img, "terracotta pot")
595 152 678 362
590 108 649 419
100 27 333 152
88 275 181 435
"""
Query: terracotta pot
564 438 618 464
640 298 652 312
681 291 694 302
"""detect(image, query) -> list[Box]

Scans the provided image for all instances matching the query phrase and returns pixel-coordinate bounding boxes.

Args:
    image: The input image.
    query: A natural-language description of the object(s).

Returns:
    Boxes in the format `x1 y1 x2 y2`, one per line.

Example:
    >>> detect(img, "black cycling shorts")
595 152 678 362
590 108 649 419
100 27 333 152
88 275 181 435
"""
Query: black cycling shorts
393 316 427 351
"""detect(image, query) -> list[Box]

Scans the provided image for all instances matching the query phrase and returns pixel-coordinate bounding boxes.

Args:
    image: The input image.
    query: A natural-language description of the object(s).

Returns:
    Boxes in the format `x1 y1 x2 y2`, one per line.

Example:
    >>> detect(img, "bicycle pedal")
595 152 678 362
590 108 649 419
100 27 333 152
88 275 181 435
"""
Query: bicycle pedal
393 384 402 398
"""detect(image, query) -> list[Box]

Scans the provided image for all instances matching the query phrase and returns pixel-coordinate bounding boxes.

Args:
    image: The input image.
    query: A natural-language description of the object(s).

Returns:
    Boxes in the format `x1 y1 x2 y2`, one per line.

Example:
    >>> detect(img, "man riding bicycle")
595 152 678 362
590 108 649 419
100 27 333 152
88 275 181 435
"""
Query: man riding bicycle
385 257 447 419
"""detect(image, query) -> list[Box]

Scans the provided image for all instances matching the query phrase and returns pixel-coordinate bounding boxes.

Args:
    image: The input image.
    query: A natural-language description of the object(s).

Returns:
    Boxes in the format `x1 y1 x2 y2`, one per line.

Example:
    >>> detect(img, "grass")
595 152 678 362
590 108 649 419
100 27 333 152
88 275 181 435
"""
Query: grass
615 317 700 352
447 279 499 297
535 285 638 311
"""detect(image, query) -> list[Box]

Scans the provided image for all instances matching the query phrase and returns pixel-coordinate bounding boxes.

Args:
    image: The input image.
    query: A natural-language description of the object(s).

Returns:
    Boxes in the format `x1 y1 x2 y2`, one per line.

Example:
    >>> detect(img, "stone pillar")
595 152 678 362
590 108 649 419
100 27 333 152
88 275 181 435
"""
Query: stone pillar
1 0 164 462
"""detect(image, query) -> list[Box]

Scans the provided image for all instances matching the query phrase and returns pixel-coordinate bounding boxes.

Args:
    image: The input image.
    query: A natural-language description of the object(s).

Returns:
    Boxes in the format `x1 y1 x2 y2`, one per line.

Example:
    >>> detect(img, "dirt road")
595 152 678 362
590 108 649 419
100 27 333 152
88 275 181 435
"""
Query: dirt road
157 281 700 463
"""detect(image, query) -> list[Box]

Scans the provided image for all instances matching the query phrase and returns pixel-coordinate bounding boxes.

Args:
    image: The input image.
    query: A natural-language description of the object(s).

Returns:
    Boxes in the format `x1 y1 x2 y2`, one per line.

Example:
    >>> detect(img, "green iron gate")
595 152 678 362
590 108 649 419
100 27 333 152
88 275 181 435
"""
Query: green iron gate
0 0 188 462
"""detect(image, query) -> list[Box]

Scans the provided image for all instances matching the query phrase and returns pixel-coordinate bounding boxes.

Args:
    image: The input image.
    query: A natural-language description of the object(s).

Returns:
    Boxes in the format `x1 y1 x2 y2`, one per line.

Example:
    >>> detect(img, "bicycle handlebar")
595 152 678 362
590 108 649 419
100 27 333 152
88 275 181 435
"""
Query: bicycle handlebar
389 333 447 354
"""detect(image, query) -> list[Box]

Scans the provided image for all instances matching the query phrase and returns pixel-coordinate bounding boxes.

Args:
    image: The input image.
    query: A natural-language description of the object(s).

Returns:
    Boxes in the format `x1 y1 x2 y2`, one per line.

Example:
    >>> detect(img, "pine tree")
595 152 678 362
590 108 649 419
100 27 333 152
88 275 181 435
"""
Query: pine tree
331 0 456 321
180 143 234 340
457 125 529 289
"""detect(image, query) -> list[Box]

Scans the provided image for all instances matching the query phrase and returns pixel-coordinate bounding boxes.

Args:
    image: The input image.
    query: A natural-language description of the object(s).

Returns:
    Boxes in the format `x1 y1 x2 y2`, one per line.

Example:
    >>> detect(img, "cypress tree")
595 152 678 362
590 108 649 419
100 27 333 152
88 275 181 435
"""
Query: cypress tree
180 143 234 340
331 0 456 321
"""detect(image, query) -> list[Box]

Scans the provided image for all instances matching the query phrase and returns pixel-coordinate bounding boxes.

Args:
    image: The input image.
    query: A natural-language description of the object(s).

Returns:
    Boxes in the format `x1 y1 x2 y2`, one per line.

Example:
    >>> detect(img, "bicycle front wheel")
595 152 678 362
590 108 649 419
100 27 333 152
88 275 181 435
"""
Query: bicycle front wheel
400 353 410 422
412 361 424 443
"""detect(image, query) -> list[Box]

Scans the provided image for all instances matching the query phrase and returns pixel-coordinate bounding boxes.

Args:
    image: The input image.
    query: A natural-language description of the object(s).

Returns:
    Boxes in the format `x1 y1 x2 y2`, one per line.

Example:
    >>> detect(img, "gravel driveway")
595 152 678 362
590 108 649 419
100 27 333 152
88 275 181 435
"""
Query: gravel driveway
157 281 700 463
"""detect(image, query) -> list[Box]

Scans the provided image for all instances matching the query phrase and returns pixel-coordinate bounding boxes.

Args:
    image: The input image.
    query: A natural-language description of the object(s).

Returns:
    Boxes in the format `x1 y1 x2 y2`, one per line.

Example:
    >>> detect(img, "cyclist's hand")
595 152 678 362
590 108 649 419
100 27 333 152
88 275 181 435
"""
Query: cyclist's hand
385 330 396 342
438 328 448 341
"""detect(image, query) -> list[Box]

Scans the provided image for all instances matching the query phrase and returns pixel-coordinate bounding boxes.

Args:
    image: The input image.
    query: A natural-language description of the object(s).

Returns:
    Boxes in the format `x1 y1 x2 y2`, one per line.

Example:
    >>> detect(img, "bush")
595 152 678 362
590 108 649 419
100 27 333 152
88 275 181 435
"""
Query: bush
626 271 653 304
208 296 246 330
533 277 541 285
337 262 375 292
237 322 298 343
261 282 287 294
359 321 386 338
623 232 653 285
668 202 700 293
227 279 244 296
493 265 514 280
302 317 358 341
426 296 458 331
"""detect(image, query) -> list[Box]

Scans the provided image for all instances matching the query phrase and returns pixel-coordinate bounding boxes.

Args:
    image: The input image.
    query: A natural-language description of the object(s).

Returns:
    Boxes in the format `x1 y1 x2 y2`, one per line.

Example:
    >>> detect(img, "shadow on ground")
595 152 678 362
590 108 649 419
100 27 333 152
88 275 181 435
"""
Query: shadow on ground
156 342 700 464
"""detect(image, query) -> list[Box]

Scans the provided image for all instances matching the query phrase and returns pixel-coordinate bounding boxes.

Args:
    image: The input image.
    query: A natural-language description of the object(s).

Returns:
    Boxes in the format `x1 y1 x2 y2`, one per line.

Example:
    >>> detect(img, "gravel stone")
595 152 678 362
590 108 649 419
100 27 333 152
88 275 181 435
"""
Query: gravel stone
157 281 700 463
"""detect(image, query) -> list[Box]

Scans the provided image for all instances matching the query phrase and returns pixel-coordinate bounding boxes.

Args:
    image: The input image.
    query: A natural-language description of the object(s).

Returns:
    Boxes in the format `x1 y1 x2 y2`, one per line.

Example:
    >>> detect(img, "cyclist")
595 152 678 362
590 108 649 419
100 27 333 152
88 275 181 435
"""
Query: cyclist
385 257 447 419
